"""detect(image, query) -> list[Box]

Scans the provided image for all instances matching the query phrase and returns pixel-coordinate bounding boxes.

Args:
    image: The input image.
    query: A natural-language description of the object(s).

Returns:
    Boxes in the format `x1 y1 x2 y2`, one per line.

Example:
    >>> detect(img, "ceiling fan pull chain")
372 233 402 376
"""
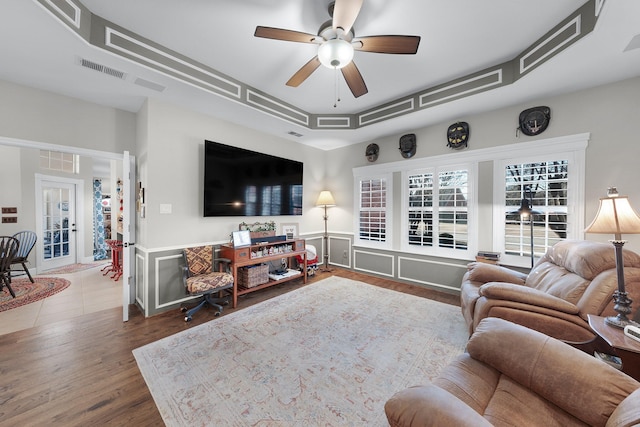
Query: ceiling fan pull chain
334 67 341 108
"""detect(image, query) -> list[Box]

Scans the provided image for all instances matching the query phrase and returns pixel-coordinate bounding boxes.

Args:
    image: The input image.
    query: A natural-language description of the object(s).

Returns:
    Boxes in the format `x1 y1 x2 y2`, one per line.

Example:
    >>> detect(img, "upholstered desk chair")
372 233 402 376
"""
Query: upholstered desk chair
181 245 233 322
0 236 20 298
10 231 37 283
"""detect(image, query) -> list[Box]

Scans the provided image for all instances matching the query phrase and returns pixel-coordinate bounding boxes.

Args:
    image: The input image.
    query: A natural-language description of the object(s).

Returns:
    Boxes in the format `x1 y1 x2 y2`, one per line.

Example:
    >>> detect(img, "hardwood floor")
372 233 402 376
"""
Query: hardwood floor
0 269 460 426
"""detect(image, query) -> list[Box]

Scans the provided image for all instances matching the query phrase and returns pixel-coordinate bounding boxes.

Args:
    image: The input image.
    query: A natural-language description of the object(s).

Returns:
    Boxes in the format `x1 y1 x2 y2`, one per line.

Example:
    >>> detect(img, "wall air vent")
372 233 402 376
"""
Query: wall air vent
287 131 304 137
79 58 126 80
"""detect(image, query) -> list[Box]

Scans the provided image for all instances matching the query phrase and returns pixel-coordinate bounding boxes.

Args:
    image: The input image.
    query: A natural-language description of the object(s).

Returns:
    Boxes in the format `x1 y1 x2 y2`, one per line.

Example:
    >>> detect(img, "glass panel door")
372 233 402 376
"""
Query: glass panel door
40 181 76 270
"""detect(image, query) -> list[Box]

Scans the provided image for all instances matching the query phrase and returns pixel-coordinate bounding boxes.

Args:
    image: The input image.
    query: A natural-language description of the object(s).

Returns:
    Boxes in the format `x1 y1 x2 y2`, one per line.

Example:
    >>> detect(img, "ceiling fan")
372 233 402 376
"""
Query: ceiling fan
254 0 421 99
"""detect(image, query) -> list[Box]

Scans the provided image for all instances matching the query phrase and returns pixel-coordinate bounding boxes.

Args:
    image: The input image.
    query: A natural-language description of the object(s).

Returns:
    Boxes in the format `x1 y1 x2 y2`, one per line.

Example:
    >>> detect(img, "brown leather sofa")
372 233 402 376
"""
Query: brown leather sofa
461 239 640 343
385 317 640 427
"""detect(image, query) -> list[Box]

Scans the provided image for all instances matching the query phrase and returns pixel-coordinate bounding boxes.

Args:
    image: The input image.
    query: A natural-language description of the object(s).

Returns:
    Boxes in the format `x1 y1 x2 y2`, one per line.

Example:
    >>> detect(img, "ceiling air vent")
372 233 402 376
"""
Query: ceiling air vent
134 77 166 92
287 131 303 138
80 58 126 80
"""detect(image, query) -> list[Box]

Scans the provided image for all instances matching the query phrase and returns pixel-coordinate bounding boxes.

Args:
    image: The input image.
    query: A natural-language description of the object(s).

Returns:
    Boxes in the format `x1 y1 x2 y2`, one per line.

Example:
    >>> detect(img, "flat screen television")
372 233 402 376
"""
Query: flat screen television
203 140 303 217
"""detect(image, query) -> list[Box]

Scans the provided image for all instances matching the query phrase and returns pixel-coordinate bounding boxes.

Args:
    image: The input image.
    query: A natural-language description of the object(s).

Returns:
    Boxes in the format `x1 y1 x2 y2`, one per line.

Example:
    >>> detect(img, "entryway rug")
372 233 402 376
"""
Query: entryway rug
0 277 70 312
43 261 108 275
133 276 468 426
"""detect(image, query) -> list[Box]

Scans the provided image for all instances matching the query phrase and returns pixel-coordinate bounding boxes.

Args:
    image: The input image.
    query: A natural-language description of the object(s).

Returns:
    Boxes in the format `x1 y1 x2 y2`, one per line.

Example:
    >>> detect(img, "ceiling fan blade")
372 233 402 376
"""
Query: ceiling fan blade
341 61 368 98
354 35 421 54
254 26 319 44
332 0 363 34
286 56 321 87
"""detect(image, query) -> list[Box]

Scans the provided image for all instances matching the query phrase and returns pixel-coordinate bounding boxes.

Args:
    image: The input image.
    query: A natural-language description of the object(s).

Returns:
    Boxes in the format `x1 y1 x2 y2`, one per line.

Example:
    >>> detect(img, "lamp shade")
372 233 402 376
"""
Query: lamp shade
517 198 532 216
316 190 336 207
585 191 640 240
318 39 354 69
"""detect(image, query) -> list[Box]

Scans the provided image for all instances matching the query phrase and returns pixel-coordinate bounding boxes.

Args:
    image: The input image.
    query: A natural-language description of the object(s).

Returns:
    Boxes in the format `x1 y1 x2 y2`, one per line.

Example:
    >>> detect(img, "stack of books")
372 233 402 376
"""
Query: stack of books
476 251 501 264
268 269 301 281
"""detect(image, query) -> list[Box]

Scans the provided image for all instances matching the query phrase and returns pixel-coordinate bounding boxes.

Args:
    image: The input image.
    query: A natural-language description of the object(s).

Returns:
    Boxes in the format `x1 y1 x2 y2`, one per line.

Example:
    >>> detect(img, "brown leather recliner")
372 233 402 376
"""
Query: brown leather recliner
385 317 640 427
461 239 640 343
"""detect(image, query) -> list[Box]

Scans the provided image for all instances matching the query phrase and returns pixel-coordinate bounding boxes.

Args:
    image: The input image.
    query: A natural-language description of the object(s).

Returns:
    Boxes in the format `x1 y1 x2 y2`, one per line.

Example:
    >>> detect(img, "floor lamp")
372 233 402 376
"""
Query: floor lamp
316 190 336 272
585 187 640 328
517 185 539 268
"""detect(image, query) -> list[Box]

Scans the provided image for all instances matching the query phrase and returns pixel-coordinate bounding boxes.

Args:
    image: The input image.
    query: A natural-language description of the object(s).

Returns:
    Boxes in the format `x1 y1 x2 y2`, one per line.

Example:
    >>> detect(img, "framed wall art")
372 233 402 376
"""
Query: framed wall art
280 223 298 240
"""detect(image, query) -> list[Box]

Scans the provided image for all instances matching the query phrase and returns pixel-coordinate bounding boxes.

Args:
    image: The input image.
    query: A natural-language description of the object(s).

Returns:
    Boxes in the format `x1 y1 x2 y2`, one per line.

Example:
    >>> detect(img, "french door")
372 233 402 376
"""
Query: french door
35 176 82 271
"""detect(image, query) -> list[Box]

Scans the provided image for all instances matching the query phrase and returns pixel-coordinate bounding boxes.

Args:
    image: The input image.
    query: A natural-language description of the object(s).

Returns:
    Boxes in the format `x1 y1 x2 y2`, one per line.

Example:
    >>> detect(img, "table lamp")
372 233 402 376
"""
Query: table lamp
585 187 640 328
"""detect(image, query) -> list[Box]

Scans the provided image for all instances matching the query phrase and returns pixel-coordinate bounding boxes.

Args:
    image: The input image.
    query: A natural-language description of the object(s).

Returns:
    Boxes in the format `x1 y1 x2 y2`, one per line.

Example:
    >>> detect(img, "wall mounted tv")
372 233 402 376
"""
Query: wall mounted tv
203 140 303 217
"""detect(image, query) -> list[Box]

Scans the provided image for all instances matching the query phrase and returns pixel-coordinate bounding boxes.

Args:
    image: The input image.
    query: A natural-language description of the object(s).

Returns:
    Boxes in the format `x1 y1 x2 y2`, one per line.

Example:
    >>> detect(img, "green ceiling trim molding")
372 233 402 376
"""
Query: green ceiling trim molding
34 0 604 133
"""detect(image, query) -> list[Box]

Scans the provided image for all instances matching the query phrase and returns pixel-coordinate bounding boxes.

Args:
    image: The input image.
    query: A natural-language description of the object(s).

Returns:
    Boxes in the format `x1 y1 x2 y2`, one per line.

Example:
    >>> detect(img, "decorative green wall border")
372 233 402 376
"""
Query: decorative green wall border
35 0 602 132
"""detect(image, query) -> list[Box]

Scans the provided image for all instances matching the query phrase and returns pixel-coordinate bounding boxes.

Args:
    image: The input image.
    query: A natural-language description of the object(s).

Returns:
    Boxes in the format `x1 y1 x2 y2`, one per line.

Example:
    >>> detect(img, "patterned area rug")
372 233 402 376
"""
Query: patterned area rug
0 277 70 312
43 261 108 275
133 276 468 426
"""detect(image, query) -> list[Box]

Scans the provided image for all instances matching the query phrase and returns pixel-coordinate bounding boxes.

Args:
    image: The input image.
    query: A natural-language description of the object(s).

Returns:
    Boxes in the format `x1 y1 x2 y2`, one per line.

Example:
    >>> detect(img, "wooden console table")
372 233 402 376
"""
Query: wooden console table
220 239 307 308
588 314 640 381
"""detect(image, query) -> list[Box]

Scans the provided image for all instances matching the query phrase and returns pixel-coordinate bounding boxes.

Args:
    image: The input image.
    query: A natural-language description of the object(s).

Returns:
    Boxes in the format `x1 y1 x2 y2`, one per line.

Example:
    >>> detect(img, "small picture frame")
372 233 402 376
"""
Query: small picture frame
281 223 298 240
232 230 251 247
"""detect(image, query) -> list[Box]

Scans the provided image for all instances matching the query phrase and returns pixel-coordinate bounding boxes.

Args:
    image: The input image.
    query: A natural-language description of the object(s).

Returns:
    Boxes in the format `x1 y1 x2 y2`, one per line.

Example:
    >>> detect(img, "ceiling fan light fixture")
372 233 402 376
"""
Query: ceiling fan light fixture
318 38 354 69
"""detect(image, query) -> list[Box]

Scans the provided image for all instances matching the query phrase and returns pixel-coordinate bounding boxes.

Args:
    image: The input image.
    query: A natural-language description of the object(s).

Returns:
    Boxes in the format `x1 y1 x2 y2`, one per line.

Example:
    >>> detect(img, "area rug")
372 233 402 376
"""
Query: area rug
0 277 70 312
43 261 108 275
133 276 468 426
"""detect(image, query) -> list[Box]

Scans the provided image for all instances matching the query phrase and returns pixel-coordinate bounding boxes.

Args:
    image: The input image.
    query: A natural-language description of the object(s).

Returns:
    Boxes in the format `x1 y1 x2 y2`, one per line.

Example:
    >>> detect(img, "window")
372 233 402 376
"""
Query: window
438 169 469 249
504 161 568 260
355 175 391 246
353 133 586 262
40 150 79 174
408 171 433 246
407 168 470 252
494 134 586 267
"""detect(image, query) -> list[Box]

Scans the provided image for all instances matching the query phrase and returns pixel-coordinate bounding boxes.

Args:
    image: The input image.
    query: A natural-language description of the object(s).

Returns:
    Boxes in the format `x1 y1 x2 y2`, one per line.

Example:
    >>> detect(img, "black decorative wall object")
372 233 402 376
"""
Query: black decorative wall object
399 134 416 158
518 106 551 136
447 122 469 150
365 143 379 162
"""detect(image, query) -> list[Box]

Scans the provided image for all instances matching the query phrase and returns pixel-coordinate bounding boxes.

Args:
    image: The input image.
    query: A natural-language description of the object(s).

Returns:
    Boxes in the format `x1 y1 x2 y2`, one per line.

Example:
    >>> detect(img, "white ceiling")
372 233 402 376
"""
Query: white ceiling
2 0 640 150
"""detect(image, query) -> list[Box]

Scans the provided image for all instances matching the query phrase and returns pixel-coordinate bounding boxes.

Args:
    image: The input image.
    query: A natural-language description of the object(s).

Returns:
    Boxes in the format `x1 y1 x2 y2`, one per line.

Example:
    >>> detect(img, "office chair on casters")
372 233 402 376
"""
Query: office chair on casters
0 236 20 298
10 231 37 283
180 245 233 322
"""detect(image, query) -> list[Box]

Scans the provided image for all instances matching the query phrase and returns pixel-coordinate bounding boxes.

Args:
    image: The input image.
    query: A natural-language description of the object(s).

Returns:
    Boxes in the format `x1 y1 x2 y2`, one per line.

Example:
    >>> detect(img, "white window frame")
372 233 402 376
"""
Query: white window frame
353 172 393 249
493 135 587 267
39 150 79 174
352 133 587 263
403 164 476 259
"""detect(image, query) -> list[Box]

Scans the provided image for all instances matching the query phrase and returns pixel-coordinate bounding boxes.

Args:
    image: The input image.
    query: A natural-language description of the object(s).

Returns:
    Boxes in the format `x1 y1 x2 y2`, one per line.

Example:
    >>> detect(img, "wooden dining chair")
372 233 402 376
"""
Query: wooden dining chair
0 236 20 298
10 231 37 283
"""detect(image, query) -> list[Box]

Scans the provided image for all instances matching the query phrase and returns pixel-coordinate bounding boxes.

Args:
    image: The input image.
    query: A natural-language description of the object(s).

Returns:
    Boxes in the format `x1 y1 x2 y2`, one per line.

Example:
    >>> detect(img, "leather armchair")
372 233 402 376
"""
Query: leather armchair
461 240 640 343
385 317 640 427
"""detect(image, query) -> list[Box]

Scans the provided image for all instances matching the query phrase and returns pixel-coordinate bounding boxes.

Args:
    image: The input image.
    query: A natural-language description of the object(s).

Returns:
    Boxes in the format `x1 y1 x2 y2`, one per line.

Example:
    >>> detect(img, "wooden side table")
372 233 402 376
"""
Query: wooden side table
588 314 640 381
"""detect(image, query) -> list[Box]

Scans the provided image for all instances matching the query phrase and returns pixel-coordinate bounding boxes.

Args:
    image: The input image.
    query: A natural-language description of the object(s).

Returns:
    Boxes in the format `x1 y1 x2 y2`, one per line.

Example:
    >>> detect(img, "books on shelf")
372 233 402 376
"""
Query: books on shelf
476 251 501 264
477 251 500 259
268 269 301 281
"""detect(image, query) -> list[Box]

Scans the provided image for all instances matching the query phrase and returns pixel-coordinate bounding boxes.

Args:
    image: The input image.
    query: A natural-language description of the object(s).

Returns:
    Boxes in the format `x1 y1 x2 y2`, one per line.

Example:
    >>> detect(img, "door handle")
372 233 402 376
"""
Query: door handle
123 242 136 248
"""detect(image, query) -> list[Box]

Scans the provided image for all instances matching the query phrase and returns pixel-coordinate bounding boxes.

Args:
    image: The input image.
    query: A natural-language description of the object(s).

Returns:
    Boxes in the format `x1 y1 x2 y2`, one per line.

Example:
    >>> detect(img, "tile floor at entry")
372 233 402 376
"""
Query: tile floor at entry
0 264 122 336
